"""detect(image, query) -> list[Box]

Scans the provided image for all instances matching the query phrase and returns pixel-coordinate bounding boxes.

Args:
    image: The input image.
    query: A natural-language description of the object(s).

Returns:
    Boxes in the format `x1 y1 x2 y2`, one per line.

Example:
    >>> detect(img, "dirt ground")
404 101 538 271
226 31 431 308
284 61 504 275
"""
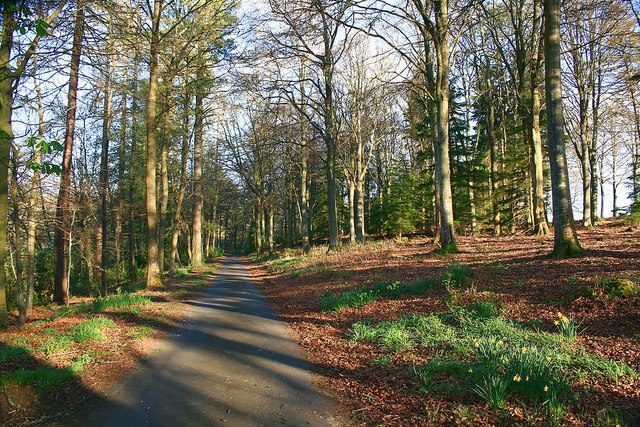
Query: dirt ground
253 220 640 426
0 261 220 426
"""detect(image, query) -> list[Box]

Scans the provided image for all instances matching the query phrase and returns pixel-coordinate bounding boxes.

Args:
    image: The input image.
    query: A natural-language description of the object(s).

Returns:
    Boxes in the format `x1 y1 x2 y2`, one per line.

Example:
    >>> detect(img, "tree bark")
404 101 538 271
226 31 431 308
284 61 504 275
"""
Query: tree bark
191 86 204 266
54 0 84 305
10 149 25 324
115 63 128 285
433 0 457 251
99 38 113 297
169 91 190 275
544 0 583 256
158 95 170 272
145 0 163 288
530 0 550 235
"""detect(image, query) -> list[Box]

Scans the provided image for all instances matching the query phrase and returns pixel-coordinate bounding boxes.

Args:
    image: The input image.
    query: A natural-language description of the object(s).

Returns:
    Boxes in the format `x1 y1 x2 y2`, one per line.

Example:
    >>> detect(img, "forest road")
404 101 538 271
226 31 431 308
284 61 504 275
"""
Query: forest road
64 256 337 427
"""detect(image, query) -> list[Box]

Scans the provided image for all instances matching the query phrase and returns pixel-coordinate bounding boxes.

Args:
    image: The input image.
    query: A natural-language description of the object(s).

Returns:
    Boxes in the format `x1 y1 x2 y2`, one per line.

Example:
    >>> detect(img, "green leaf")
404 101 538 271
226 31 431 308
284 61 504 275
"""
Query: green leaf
42 141 52 154
27 137 37 147
0 130 11 140
35 19 50 37
50 141 63 152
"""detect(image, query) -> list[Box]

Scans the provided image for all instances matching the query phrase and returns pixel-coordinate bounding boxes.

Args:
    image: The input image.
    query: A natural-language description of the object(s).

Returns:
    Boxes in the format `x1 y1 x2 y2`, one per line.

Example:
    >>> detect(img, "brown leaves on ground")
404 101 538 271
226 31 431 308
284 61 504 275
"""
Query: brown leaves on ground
253 220 640 426
0 260 221 426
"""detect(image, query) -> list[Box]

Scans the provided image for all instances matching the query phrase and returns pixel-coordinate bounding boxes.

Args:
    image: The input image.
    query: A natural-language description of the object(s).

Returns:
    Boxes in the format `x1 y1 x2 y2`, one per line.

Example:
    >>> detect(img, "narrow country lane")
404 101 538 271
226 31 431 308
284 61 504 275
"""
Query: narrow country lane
66 256 336 426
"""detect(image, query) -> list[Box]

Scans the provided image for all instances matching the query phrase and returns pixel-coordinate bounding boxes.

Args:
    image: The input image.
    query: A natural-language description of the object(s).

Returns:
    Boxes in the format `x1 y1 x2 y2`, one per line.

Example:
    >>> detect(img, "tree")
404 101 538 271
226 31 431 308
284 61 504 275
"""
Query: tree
267 0 352 251
54 0 84 305
543 0 583 256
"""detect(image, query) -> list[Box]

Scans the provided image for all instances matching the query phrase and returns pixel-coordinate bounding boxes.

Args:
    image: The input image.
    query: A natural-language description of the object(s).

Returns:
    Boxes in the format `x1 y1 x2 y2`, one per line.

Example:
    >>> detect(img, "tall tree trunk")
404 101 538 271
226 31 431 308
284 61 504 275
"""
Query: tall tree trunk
99 41 113 297
10 149 25 324
158 96 170 272
530 0 550 235
433 1 457 251
267 207 274 253
348 181 356 244
169 92 190 275
324 59 339 250
191 86 204 266
145 0 163 288
128 47 140 283
115 64 128 285
300 151 310 253
356 178 365 243
579 102 592 226
27 53 45 317
544 0 583 256
612 136 618 216
54 0 84 305
0 0 17 328
299 63 310 253
486 64 501 236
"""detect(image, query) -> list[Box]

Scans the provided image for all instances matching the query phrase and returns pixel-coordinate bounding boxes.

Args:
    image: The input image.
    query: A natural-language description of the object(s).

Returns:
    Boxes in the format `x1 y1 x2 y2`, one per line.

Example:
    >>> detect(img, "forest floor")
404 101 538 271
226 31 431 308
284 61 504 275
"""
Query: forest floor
254 219 640 426
0 260 222 426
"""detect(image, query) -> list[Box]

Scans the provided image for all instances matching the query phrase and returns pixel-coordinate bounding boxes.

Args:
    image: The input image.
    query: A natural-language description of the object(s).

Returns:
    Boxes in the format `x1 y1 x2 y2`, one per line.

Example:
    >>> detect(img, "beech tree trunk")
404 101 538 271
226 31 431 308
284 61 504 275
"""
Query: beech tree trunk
433 0 457 251
544 0 583 256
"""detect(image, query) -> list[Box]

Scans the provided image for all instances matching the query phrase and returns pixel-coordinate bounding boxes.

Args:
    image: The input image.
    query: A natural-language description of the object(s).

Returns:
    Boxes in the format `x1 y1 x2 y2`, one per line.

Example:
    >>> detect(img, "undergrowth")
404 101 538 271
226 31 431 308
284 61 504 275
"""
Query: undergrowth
351 307 637 419
320 263 464 312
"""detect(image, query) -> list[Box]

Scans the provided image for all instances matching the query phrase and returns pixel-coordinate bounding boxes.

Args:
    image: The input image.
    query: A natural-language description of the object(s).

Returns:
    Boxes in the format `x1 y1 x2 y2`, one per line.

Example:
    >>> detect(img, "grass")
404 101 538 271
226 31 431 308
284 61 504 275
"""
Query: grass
35 317 116 355
30 293 152 327
349 309 637 414
174 267 190 277
69 317 116 343
38 335 72 355
320 273 446 312
91 294 152 313
0 344 32 362
0 366 76 392
128 325 153 340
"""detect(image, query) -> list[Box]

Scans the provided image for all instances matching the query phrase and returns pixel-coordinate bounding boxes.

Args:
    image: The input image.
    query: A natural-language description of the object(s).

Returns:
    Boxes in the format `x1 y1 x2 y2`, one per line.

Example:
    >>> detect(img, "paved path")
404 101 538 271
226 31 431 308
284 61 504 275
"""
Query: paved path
68 257 335 426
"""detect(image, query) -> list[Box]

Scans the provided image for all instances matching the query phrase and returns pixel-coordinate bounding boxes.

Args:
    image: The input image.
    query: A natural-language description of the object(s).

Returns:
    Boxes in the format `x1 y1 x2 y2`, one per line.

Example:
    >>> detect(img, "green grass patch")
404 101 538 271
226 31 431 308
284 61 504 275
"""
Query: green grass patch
69 353 93 373
291 269 306 279
128 326 153 340
350 311 637 415
91 294 152 313
0 344 32 363
37 335 72 355
320 288 378 312
441 263 468 290
320 278 440 312
265 257 302 272
0 366 76 392
69 317 116 343
174 267 190 277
